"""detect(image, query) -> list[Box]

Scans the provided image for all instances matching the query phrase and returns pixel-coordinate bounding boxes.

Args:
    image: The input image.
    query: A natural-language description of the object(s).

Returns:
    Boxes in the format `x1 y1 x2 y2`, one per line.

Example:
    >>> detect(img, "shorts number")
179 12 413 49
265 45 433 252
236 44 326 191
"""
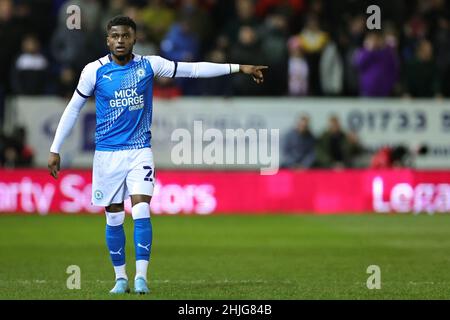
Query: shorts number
143 166 153 182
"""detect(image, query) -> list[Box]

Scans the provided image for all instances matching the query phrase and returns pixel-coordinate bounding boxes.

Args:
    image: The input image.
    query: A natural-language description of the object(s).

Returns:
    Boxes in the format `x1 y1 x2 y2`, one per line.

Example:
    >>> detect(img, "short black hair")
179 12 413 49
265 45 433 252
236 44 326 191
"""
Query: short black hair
107 15 137 33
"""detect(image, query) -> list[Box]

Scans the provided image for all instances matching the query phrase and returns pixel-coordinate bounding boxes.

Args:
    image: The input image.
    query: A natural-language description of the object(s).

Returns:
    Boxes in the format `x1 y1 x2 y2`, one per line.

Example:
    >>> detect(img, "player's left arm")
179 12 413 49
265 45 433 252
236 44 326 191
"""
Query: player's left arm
147 56 268 84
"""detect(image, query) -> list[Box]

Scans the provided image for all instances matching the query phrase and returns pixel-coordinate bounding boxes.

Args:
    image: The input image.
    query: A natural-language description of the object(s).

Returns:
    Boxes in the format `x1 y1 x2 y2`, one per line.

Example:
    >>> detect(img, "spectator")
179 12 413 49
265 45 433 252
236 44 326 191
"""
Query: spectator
56 67 77 99
51 17 88 72
101 0 129 32
320 40 343 96
298 14 329 95
261 13 289 95
344 129 365 168
222 0 261 44
14 126 34 167
200 46 233 96
0 0 26 95
287 35 308 95
316 115 362 168
160 17 201 95
11 34 49 95
403 39 441 98
229 25 267 96
370 146 391 169
370 144 428 168
282 115 316 169
133 24 157 56
402 14 428 62
340 15 366 96
140 0 176 45
55 0 105 66
178 0 213 46
353 31 399 97
160 16 200 63
1 126 34 168
433 18 450 96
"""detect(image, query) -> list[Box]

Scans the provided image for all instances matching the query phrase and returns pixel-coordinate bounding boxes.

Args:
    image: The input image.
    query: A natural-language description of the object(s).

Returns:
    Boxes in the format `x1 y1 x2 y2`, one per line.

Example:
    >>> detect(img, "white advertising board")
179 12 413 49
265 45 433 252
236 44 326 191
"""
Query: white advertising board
10 97 450 169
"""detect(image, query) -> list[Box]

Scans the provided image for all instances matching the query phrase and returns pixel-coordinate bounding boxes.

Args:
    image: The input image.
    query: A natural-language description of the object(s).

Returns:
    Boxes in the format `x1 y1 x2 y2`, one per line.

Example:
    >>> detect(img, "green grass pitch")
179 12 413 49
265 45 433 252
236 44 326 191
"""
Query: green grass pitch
1 214 450 299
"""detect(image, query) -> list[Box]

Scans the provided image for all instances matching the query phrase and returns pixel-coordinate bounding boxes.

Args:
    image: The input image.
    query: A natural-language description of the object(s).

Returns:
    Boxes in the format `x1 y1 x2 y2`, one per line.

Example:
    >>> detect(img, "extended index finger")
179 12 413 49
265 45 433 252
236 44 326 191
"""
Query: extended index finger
256 66 269 70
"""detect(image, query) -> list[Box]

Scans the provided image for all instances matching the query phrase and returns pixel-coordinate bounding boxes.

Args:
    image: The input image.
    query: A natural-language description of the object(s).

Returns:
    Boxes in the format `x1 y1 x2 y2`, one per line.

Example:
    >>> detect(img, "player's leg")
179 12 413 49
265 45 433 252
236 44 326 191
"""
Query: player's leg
125 147 155 294
92 150 130 293
130 195 152 294
105 202 130 293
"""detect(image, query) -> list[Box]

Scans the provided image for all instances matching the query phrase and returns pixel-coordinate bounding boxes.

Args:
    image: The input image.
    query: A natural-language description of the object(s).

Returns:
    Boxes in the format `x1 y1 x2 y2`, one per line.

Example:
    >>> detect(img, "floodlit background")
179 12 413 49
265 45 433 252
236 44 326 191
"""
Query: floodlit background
0 0 450 299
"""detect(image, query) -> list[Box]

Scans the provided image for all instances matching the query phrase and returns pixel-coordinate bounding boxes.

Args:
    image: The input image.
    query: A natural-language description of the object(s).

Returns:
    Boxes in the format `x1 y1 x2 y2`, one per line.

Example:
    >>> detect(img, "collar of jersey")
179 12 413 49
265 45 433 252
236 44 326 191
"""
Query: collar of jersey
108 53 136 67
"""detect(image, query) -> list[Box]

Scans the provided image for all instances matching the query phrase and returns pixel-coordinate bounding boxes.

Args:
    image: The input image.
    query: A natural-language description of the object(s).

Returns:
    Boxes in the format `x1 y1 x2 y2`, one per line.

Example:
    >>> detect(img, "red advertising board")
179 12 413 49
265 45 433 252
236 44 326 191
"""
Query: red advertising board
0 169 449 215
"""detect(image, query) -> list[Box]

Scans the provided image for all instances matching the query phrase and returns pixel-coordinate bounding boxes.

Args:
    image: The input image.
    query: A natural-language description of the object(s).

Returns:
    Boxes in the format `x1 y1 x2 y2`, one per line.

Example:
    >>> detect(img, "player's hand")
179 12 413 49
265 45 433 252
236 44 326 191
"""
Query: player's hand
239 65 268 84
48 152 61 179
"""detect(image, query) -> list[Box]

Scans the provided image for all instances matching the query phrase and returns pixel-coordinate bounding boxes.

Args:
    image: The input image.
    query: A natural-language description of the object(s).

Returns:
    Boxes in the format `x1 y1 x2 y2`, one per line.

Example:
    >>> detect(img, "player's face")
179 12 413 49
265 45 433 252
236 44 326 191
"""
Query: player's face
107 25 136 58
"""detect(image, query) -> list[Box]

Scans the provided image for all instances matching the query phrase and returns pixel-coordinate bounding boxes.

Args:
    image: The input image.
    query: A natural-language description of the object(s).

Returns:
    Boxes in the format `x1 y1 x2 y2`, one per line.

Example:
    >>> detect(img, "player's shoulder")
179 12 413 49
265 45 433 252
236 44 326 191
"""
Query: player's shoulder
82 55 112 75
139 55 153 63
140 55 168 64
140 55 173 71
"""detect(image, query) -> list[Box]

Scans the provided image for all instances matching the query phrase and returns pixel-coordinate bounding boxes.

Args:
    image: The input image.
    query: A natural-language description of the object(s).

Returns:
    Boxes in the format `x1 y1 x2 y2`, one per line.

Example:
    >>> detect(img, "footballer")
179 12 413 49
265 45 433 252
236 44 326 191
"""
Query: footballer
47 15 267 294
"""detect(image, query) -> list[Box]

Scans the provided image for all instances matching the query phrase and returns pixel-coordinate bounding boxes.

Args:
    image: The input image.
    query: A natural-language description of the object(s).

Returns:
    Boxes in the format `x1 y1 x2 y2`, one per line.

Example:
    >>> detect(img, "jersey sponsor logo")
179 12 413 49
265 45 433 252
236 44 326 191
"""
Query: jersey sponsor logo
110 88 144 111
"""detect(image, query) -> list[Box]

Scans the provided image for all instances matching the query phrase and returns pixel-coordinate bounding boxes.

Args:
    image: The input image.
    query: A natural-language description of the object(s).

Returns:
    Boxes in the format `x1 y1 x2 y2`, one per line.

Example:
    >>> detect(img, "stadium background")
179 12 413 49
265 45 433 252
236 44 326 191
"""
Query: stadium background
1 0 450 300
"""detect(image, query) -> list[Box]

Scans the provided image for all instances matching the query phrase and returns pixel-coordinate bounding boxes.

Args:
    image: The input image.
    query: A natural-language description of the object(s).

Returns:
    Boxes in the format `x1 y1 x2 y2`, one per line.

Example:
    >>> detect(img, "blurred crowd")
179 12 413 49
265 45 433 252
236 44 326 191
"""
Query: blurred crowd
0 126 34 168
282 114 428 169
0 0 449 101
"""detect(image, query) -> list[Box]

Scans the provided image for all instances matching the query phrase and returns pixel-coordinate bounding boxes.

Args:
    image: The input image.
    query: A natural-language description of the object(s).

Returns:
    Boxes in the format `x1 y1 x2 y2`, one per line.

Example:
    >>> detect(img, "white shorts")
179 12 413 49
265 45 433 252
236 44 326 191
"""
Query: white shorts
91 147 155 206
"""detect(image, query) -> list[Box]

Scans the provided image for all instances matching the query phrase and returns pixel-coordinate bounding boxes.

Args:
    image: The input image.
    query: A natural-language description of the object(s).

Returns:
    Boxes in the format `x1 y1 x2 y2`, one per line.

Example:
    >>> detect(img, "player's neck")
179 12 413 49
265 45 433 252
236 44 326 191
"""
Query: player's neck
111 53 133 66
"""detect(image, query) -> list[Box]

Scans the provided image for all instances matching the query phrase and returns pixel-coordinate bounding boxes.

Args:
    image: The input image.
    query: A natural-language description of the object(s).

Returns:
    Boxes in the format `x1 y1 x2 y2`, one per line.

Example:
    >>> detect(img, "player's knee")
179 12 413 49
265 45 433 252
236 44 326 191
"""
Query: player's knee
105 203 124 212
131 195 151 207
132 202 150 220
105 211 125 226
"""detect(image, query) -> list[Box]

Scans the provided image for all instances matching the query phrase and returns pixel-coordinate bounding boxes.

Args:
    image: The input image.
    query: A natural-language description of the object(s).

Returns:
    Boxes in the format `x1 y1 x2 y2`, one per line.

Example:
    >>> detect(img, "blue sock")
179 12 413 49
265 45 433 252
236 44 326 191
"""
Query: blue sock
106 224 126 266
134 218 152 261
